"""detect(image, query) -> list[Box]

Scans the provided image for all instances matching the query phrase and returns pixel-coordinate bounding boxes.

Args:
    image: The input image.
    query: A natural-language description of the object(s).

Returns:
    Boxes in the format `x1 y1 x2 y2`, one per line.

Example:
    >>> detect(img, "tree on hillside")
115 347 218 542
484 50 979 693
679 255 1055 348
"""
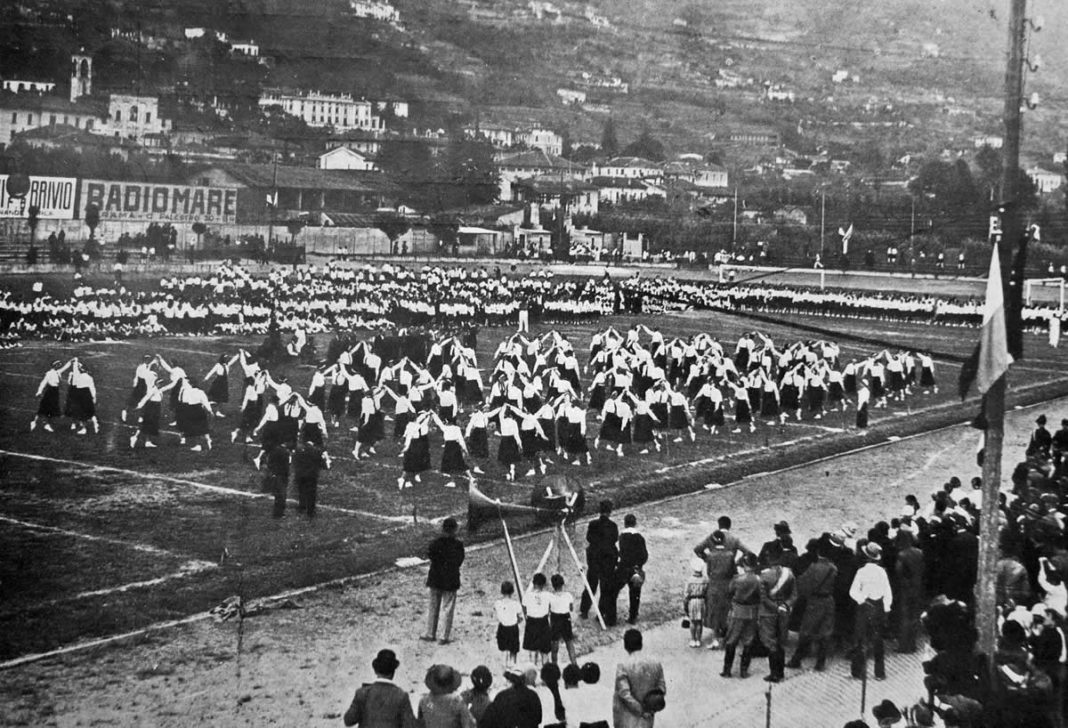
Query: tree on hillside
622 129 666 162
376 213 411 254
601 118 619 157
376 139 435 209
433 137 499 210
974 144 1002 200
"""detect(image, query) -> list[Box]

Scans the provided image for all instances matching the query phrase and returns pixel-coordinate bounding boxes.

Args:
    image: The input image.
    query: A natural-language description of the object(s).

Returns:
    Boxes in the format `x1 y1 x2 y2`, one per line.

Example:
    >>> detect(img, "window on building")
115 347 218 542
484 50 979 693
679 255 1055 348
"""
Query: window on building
115 109 121 122
50 114 56 125
63 115 68 125
130 106 139 122
145 111 151 123
28 114 33 124
10 113 16 124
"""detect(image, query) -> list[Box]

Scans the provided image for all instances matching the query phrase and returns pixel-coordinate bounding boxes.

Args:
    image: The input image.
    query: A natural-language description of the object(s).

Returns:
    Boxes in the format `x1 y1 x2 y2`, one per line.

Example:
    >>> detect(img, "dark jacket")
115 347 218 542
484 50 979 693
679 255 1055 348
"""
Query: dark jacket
586 516 619 565
427 535 465 592
618 530 648 571
292 443 326 482
344 679 417 728
477 684 542 728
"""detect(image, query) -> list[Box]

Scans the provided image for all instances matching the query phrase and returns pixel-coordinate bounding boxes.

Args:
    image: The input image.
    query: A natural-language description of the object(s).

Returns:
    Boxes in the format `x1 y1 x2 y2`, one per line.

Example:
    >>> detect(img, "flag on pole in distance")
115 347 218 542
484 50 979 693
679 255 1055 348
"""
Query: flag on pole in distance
958 241 1012 401
838 223 853 254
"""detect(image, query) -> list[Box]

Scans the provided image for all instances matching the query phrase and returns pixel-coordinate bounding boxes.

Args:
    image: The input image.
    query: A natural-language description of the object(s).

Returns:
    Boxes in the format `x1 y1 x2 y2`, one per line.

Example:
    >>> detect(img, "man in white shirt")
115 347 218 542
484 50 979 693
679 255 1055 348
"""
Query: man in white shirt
849 541 892 680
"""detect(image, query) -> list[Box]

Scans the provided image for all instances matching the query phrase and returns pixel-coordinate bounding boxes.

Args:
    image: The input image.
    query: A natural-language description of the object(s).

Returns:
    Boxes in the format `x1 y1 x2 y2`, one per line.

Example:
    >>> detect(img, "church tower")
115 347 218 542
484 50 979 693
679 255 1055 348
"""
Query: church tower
70 52 92 102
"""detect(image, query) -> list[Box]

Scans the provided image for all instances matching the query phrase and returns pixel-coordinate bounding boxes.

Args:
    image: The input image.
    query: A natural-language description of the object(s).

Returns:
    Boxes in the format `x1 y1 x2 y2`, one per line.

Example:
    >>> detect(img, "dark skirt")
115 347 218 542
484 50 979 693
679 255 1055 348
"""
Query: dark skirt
140 400 161 436
523 615 552 653
827 381 845 404
705 403 725 427
633 413 655 444
734 399 751 424
550 613 574 642
844 373 858 394
403 435 431 474
65 386 95 420
760 394 780 417
308 386 326 410
807 387 825 412
600 412 621 442
497 624 520 654
468 427 489 458
616 420 633 445
538 417 556 449
521 428 541 460
38 384 61 417
651 402 670 430
301 422 324 447
920 367 936 387
669 404 689 430
781 384 800 411
208 375 229 404
871 377 885 399
129 377 147 407
888 369 904 392
563 422 588 454
588 385 606 412
327 385 348 418
394 411 413 438
181 402 211 437
260 420 283 451
277 415 299 446
856 402 869 429
358 412 385 445
441 440 468 474
498 437 522 466
346 389 364 417
241 400 262 431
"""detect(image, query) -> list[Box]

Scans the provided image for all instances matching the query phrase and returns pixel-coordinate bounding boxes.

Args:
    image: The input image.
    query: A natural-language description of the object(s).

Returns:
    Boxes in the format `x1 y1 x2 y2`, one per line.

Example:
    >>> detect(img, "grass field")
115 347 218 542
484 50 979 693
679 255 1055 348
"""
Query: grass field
3 292 1068 662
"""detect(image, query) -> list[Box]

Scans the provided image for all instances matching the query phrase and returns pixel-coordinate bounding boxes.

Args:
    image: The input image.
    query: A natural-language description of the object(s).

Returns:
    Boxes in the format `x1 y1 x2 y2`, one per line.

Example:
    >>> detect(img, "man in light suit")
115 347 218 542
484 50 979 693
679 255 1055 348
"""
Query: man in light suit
612 629 666 728
343 649 417 728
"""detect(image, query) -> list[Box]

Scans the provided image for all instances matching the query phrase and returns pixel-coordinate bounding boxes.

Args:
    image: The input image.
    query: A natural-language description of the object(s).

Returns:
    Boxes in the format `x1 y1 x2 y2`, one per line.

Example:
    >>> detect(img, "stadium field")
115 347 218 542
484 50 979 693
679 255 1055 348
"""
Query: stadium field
2 299 1067 661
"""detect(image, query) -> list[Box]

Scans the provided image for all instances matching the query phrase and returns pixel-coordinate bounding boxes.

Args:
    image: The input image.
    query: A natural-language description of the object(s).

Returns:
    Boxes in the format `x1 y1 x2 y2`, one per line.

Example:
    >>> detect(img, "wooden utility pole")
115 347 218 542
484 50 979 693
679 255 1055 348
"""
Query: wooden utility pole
976 0 1028 671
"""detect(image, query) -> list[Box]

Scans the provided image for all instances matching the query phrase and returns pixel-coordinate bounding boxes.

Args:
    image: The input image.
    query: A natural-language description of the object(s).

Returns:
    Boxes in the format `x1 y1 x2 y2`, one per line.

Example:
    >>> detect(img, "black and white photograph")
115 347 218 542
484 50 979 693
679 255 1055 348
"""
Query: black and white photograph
1 0 1067 726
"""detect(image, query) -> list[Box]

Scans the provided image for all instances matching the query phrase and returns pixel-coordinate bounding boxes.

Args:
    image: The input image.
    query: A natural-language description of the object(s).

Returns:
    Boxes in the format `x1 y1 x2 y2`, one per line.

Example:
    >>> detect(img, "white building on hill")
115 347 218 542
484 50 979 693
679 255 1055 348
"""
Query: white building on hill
259 90 384 132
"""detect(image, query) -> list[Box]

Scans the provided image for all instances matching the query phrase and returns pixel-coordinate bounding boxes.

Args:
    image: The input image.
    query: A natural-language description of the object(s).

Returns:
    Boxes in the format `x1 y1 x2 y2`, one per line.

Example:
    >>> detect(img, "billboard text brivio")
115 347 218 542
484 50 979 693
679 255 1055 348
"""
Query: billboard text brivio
0 175 77 219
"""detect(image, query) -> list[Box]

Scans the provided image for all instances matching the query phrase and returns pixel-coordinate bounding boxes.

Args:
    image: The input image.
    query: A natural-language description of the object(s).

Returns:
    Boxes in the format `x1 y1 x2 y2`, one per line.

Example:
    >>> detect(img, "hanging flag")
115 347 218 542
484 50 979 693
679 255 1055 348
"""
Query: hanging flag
958 242 1012 402
265 192 277 208
838 223 854 254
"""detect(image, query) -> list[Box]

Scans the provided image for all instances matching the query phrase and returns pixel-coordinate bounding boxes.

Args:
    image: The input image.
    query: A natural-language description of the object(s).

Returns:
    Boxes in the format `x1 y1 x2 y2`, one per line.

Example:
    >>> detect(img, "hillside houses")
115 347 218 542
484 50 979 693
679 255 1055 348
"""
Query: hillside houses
259 89 385 132
465 125 563 156
350 0 399 22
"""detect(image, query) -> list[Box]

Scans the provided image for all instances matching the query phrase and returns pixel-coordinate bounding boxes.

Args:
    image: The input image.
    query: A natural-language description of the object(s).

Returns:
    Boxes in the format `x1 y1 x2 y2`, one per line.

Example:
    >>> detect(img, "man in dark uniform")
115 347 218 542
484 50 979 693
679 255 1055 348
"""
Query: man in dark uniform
343 649 417 728
788 539 838 671
422 517 465 645
1028 414 1053 460
721 553 761 679
262 442 290 518
758 550 796 682
580 499 619 625
616 513 649 625
292 439 330 518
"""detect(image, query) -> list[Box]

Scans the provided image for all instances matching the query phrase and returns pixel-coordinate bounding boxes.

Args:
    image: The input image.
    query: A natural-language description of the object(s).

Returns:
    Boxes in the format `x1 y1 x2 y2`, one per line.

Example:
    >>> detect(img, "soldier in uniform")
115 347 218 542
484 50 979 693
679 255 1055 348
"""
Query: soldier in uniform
758 550 796 682
1029 415 1053 460
788 538 838 671
721 553 761 679
695 530 736 649
580 500 620 626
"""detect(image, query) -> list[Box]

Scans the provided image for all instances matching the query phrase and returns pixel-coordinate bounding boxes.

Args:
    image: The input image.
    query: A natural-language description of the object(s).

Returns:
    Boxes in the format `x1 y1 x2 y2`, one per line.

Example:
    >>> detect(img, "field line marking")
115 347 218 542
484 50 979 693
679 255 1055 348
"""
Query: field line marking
68 561 218 602
0 514 186 558
0 449 411 524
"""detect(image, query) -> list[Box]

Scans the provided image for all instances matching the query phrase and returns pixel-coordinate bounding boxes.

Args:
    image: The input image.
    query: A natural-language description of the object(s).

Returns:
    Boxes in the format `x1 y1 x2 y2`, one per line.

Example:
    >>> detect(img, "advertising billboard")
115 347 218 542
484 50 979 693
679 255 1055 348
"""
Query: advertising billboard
0 175 78 219
81 180 238 223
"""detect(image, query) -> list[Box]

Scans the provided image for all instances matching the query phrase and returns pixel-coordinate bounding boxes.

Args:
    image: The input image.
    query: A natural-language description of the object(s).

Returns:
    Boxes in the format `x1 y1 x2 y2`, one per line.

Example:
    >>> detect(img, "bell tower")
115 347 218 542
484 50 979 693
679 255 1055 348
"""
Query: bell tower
70 52 92 102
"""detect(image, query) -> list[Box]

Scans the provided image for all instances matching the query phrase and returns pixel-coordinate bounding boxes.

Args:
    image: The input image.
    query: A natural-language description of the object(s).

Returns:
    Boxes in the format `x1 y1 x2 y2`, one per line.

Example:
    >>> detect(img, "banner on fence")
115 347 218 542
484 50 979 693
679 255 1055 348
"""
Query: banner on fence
0 175 77 219
81 180 238 223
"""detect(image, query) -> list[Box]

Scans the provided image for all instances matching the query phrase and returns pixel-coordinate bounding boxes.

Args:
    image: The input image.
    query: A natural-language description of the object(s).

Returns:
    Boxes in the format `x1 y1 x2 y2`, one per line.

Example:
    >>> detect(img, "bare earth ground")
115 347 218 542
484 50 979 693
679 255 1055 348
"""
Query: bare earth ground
0 391 1056 728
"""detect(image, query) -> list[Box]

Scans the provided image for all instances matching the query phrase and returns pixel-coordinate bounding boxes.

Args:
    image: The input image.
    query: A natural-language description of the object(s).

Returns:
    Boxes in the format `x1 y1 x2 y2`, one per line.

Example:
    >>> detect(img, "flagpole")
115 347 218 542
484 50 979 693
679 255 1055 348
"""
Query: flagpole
975 0 1028 675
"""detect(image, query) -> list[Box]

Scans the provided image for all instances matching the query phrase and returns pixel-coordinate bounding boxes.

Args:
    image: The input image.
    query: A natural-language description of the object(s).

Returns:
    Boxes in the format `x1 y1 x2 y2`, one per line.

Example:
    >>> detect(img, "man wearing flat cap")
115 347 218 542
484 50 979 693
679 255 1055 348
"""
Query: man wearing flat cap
757 521 792 569
478 665 541 728
872 699 902 727
344 649 417 728
849 542 892 680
